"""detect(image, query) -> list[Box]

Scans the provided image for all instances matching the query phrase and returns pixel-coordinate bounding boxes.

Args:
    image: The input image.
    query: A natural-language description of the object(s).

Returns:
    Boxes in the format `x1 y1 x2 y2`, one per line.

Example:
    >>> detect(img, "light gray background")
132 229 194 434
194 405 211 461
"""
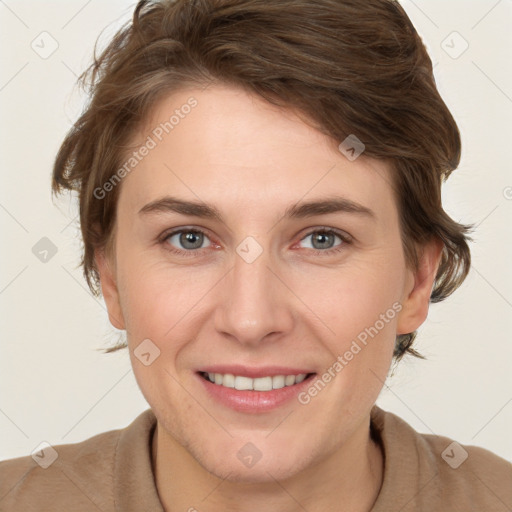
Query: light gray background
1 0 511 462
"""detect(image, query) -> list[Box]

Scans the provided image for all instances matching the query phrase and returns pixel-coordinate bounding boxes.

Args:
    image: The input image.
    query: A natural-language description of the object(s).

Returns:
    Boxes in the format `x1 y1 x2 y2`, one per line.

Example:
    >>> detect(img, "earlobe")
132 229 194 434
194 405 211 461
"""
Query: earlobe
396 238 444 336
95 248 126 330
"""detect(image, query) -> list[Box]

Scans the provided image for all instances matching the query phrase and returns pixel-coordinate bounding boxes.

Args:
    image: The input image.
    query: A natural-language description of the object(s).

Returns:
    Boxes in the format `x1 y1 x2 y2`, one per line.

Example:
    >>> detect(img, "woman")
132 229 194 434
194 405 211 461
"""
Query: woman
1 0 510 510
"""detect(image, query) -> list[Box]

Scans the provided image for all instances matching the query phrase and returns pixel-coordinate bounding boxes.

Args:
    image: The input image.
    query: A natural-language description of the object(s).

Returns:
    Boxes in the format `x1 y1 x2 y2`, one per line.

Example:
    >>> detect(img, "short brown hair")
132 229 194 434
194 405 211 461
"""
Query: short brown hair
52 0 473 360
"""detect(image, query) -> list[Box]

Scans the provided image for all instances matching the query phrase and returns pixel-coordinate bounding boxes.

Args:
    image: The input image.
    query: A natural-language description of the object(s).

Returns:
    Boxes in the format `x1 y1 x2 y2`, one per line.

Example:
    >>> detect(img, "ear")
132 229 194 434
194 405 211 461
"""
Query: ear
396 237 444 335
95 248 126 330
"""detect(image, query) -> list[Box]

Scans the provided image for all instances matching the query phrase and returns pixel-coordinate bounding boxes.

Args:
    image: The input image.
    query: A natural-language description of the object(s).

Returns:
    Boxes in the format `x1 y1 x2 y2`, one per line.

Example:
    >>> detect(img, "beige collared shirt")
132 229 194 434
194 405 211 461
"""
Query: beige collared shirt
1 406 511 511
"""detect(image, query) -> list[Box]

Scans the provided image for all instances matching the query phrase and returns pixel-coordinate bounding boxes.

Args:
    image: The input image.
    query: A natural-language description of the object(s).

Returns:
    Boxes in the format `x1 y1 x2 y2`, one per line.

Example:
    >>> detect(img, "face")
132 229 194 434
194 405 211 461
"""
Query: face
97 84 440 483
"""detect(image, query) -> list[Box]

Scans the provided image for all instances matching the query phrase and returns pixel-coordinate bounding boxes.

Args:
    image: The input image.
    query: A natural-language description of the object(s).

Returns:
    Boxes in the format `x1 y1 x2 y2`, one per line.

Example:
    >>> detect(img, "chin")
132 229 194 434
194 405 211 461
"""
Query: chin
194 443 315 484
206 462 302 485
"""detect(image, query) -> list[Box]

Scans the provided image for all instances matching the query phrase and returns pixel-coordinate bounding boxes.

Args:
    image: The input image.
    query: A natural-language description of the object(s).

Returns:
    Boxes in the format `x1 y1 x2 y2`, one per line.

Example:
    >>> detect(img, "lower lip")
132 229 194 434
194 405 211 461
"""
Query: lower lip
197 373 316 413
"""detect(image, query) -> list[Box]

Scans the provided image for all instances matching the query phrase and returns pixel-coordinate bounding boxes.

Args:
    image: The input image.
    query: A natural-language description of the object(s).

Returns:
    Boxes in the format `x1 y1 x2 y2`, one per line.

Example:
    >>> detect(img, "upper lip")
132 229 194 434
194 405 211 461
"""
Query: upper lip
197 365 315 379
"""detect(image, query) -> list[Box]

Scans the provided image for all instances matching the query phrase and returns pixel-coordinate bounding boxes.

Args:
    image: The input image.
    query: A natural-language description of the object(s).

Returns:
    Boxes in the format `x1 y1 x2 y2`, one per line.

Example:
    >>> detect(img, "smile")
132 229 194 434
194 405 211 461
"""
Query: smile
201 372 309 391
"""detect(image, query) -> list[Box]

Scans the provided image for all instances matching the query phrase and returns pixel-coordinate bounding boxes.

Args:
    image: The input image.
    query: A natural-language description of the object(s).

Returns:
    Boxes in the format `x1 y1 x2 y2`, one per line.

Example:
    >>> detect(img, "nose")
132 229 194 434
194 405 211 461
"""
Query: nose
213 245 294 347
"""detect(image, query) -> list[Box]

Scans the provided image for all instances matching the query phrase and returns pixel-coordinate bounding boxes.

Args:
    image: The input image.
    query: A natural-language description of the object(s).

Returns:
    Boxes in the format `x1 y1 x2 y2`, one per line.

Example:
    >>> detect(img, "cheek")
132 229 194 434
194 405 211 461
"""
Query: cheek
295 255 403 343
116 255 215 345
119 260 205 409
331 264 402 399
295 255 402 402
296 276 399 422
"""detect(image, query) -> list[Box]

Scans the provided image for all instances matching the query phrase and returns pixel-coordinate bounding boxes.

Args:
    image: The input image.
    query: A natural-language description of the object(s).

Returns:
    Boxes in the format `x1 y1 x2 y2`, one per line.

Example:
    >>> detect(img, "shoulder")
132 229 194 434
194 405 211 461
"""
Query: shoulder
421 430 512 507
371 406 512 512
0 427 121 511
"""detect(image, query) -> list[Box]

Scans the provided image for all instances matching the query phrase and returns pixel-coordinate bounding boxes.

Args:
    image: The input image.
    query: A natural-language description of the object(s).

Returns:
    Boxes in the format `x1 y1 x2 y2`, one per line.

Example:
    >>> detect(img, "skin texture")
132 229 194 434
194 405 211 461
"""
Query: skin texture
96 84 442 512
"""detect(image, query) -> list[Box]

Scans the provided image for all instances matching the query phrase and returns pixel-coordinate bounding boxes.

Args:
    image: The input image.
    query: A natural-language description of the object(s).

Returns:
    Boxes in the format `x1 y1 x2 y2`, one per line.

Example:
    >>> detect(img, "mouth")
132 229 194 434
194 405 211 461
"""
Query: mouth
196 368 317 413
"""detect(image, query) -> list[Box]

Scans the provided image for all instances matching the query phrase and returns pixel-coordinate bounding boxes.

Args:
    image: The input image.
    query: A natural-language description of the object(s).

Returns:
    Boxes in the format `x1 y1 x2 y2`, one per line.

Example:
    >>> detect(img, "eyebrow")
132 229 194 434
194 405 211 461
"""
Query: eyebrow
138 195 376 222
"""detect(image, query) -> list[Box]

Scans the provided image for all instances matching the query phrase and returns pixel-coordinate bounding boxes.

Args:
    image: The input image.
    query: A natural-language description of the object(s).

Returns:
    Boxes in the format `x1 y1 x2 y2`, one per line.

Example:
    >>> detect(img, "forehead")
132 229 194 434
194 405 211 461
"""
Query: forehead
118 84 397 225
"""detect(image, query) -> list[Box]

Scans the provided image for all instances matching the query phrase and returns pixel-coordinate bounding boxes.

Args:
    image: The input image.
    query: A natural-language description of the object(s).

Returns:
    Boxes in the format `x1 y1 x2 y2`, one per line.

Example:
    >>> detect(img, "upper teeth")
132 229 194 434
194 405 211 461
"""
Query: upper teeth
205 373 308 391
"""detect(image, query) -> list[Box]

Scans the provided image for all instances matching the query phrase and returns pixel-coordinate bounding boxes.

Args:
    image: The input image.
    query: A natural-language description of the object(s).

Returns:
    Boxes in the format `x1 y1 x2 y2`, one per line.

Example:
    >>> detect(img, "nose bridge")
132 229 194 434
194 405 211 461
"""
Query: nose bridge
214 242 292 344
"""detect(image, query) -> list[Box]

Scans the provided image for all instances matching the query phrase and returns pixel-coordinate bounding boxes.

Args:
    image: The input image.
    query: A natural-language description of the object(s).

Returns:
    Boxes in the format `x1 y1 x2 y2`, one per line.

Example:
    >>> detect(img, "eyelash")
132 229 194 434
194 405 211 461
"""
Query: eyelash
158 227 352 258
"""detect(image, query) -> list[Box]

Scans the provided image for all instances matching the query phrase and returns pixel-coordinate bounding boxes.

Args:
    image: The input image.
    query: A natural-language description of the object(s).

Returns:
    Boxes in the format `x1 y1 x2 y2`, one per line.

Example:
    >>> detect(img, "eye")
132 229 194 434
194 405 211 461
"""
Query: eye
297 229 350 254
165 229 212 252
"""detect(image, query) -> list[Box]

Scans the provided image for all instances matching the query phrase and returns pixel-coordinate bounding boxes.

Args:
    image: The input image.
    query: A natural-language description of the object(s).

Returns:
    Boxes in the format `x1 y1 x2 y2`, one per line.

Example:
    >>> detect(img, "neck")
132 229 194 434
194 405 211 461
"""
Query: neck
152 416 384 512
